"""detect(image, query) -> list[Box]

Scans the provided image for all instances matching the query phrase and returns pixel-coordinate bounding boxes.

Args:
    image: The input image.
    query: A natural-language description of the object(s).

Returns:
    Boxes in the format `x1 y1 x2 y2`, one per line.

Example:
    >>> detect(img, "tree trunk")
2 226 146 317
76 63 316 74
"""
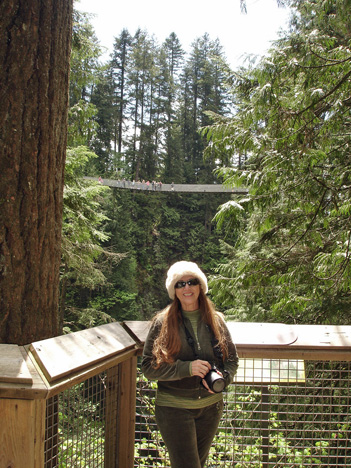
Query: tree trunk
0 0 73 344
118 42 127 155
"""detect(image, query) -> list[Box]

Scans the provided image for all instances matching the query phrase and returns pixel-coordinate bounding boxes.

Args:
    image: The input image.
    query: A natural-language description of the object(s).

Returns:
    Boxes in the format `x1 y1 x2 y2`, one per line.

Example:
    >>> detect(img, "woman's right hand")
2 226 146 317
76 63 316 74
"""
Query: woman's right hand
191 359 211 379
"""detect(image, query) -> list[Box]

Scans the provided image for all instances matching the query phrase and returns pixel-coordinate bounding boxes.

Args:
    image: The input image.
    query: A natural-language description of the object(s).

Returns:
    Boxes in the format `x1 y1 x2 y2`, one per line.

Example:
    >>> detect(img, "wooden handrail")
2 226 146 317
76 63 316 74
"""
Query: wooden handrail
1 320 351 468
123 320 351 360
0 322 139 468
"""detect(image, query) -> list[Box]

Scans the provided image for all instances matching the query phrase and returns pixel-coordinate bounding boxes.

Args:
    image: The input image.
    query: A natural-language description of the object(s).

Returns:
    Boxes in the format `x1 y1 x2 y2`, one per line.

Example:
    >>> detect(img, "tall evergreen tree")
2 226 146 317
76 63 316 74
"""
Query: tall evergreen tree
160 33 185 182
69 9 104 171
179 34 232 183
0 0 73 344
109 29 133 157
124 30 157 180
206 0 351 325
90 73 115 173
63 8 126 330
70 10 102 106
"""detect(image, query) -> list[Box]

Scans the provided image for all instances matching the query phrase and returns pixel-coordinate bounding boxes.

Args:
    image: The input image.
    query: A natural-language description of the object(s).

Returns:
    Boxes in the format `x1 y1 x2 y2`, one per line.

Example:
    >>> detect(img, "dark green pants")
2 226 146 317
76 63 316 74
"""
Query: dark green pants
155 400 224 468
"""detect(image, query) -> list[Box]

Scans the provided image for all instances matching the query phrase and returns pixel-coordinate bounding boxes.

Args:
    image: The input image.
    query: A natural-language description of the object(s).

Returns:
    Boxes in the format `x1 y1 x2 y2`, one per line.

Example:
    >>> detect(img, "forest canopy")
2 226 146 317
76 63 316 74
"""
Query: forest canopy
203 0 351 325
64 10 235 329
64 0 351 331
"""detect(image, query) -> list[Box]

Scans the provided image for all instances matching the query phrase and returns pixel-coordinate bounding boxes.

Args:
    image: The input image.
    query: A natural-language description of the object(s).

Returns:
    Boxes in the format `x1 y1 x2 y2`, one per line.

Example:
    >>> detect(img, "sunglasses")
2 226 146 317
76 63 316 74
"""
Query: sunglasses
174 278 200 289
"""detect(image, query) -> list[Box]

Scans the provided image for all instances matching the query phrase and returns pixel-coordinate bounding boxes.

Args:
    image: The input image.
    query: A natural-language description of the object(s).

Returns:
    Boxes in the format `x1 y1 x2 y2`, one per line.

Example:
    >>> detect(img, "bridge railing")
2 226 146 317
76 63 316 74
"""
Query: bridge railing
1 321 351 467
83 176 248 193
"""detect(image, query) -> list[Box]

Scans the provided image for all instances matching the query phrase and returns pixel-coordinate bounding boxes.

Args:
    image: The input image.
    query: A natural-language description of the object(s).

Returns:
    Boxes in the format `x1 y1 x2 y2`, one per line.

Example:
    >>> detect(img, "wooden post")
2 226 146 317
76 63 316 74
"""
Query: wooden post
0 397 46 468
116 356 138 468
105 365 119 468
0 344 47 468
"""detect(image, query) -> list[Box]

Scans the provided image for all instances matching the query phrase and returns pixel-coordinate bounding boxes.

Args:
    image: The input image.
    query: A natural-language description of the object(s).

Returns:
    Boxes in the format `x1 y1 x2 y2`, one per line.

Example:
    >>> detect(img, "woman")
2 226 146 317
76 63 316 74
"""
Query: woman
141 260 239 468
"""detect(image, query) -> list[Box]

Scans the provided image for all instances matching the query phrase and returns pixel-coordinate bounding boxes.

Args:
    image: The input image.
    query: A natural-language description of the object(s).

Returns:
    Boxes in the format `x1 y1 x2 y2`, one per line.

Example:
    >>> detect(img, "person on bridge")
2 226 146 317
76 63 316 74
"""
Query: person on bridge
141 261 239 468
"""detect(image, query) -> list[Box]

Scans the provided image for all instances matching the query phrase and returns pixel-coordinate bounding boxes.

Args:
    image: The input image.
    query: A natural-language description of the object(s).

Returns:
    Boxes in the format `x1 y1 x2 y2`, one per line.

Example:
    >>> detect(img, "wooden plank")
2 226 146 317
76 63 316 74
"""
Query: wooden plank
238 347 351 361
105 366 119 468
123 320 151 343
0 398 45 468
0 348 48 400
0 344 33 384
126 320 351 357
30 322 136 383
227 322 297 346
116 357 137 468
289 324 351 348
45 348 137 399
34 399 46 468
124 320 298 346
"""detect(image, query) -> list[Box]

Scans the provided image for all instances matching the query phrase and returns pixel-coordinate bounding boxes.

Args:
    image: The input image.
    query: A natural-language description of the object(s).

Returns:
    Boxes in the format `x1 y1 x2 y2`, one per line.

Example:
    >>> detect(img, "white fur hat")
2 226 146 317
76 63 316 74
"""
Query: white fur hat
165 261 208 299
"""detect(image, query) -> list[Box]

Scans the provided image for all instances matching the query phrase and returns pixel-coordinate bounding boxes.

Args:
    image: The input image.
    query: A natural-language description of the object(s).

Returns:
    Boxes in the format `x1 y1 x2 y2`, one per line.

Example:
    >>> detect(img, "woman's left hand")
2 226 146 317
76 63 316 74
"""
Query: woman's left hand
201 379 215 394
202 368 224 394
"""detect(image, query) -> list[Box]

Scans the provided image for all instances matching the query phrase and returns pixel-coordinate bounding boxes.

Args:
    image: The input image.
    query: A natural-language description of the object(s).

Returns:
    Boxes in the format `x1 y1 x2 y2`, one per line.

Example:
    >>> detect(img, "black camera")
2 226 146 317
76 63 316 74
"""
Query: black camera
204 365 226 393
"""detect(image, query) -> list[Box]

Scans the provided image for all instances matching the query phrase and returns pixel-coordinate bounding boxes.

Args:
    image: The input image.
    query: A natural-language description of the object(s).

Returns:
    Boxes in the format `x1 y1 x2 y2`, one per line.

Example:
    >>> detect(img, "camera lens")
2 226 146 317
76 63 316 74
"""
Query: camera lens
211 376 225 393
205 368 226 393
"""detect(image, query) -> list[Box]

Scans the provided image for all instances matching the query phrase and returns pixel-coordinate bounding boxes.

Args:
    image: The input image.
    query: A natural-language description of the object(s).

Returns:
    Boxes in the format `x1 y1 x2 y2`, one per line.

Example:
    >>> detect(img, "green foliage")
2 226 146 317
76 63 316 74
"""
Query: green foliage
70 8 103 106
61 148 125 327
62 147 111 288
65 2 351 328
65 9 246 326
63 307 114 333
89 289 139 321
62 9 130 328
205 0 351 324
68 100 98 147
58 381 105 467
89 28 233 184
96 189 229 320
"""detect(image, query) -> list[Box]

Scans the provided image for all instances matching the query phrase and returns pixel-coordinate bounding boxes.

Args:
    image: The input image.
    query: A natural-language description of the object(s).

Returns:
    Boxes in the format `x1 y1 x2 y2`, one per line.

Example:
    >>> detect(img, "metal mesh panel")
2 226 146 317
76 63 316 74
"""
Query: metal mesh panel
43 358 351 467
45 369 119 468
135 375 166 467
135 359 351 468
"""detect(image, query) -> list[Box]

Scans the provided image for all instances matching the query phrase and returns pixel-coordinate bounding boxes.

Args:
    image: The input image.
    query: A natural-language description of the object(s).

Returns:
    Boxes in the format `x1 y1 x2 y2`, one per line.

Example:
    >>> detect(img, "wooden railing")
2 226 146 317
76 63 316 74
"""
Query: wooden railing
0 322 140 468
1 320 351 467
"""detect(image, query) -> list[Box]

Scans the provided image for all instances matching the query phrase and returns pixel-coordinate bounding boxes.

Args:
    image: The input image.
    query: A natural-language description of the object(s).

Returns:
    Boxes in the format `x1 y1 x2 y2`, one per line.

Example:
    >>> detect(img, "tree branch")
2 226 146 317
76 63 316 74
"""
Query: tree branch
297 70 351 117
255 188 328 275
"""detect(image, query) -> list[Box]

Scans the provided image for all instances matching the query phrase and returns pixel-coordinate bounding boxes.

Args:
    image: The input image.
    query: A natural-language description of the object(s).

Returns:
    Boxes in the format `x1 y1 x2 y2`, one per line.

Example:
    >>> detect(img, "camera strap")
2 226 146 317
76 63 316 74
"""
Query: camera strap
182 318 223 366
206 324 224 365
183 322 200 359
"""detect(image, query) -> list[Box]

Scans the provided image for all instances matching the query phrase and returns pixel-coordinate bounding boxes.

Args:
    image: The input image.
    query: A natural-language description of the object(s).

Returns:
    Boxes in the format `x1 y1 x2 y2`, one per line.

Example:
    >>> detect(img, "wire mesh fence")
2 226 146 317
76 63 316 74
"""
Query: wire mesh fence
135 359 351 468
45 370 119 467
43 358 351 468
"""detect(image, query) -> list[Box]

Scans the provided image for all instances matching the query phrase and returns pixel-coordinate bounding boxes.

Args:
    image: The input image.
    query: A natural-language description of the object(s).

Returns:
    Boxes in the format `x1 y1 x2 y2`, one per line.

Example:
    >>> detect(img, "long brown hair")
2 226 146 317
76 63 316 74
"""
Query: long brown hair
152 289 229 368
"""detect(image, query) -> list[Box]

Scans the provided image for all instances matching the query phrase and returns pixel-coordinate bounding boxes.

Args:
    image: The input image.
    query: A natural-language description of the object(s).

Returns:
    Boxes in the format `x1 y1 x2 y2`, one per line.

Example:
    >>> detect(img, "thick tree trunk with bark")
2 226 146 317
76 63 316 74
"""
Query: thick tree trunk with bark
0 0 73 344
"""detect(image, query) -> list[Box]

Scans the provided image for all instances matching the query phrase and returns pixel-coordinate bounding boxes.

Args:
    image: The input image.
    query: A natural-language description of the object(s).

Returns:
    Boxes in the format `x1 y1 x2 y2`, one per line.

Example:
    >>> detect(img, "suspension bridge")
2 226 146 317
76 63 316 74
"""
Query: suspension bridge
84 177 248 194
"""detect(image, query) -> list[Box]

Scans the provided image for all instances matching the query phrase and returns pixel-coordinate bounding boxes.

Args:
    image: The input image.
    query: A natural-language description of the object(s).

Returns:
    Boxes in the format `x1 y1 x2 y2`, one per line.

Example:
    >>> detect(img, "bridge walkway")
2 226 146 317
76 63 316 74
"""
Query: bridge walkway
84 177 248 194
